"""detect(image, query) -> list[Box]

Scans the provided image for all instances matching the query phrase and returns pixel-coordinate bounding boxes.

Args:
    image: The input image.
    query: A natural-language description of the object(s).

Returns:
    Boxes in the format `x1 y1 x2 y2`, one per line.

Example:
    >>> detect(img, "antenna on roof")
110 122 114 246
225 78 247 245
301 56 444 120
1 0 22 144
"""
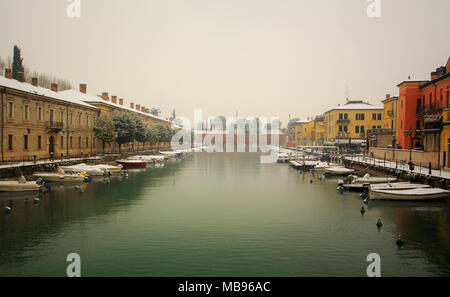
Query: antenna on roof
345 86 350 101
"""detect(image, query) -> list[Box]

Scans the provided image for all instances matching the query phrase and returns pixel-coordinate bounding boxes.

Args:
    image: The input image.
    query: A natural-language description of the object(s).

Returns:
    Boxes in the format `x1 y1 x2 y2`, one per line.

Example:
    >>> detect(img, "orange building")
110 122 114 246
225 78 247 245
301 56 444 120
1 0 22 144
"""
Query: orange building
397 57 450 152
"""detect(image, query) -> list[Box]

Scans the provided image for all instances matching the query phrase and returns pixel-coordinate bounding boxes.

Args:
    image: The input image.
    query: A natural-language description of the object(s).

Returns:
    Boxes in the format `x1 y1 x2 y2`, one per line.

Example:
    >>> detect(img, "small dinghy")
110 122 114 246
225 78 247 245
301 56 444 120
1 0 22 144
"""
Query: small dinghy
0 176 42 192
354 173 397 184
370 188 450 201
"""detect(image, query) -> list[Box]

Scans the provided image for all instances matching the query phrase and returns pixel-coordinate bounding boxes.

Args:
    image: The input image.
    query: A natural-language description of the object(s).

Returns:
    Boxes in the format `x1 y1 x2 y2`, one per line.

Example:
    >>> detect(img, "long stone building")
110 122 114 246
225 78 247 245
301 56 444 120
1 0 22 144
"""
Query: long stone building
0 69 172 162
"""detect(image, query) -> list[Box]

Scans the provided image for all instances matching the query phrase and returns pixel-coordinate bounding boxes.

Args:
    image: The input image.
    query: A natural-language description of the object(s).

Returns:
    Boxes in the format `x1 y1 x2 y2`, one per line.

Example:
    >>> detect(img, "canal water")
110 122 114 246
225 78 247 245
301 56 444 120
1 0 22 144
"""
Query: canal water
0 153 449 276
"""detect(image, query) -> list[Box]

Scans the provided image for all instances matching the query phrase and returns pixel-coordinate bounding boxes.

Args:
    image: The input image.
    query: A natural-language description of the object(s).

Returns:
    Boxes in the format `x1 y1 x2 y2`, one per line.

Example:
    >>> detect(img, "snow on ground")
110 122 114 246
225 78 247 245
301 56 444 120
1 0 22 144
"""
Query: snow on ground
345 155 450 180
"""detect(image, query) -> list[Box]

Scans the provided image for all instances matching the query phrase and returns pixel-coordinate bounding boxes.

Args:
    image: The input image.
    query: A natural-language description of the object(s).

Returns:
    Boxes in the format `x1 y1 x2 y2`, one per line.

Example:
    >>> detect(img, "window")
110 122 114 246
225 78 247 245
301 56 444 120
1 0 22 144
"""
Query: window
49 109 54 123
61 136 64 149
355 126 360 133
60 111 64 123
416 120 421 130
372 113 377 120
78 136 81 148
377 126 381 129
447 91 449 107
86 137 89 148
356 113 365 121
24 105 29 120
391 120 393 128
7 102 13 118
70 136 73 148
24 135 28 150
8 135 13 150
339 113 343 120
339 126 343 132
372 126 376 129
86 115 89 127
344 113 348 119
70 113 73 125
38 135 42 149
360 126 365 134
378 113 382 120
343 126 348 133
38 107 42 121
78 113 82 126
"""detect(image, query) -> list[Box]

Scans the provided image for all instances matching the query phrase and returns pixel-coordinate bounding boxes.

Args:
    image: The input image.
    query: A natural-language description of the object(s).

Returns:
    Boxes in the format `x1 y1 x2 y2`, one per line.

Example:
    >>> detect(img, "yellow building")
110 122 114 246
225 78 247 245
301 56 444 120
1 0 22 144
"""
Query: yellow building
288 119 316 146
313 115 325 145
381 95 398 140
324 100 384 143
441 108 450 169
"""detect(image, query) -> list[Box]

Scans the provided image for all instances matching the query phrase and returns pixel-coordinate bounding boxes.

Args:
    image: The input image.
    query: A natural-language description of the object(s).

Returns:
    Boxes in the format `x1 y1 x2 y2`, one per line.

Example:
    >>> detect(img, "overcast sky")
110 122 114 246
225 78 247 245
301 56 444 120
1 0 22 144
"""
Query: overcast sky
0 0 449 125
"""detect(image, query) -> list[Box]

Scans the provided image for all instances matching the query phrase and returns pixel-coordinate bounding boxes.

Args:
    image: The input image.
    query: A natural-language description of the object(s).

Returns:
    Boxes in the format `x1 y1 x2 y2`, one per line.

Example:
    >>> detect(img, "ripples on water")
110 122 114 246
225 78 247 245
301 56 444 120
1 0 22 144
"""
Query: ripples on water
0 153 449 276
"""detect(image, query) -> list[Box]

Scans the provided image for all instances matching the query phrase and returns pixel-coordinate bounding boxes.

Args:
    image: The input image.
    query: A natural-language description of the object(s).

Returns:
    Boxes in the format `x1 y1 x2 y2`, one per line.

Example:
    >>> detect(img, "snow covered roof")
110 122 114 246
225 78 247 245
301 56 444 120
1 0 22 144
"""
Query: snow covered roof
0 76 98 109
327 100 383 111
60 89 172 124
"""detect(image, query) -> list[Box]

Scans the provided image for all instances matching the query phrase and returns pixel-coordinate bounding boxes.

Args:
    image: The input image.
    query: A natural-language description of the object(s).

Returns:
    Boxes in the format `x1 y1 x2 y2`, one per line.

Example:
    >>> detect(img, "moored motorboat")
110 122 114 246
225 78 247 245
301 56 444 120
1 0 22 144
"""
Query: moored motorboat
354 173 397 184
117 159 147 169
95 164 123 174
33 172 87 182
0 180 42 192
370 188 450 201
59 163 105 176
344 182 430 192
323 167 355 175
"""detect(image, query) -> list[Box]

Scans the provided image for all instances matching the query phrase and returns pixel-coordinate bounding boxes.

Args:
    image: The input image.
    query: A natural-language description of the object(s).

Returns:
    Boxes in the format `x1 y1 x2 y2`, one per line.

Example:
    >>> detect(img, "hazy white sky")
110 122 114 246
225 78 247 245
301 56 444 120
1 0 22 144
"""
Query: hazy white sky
0 0 449 125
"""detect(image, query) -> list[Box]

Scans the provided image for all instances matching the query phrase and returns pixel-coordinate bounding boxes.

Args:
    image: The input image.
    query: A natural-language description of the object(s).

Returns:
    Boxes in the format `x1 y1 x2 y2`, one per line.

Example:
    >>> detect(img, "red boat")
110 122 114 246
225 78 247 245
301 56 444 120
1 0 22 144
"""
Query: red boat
117 159 147 169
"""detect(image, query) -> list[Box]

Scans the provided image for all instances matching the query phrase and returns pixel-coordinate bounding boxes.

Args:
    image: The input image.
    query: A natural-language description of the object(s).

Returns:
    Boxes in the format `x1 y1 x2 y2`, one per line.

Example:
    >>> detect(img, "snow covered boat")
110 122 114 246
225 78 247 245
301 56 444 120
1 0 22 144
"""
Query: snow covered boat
323 167 355 175
33 172 87 182
128 155 166 163
354 173 397 184
0 180 41 192
59 163 105 176
159 151 183 157
95 164 123 174
313 162 341 172
370 188 450 201
289 160 303 169
117 159 147 169
277 153 289 163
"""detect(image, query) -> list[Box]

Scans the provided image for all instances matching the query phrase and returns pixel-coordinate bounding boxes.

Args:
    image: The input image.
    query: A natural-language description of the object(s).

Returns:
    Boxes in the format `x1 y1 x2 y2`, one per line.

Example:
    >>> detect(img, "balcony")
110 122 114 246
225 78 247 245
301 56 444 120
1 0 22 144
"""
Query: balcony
336 119 350 124
46 121 63 131
416 104 443 115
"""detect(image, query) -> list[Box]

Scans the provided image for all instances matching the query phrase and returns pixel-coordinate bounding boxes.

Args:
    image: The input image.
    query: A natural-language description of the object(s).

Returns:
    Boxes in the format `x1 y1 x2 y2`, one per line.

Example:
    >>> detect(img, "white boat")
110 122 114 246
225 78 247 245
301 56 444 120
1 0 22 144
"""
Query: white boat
354 173 397 184
129 155 166 163
313 162 341 172
345 182 430 192
0 180 41 192
323 167 355 175
277 153 289 163
370 183 431 191
59 163 105 176
33 172 87 182
370 188 450 201
95 164 123 174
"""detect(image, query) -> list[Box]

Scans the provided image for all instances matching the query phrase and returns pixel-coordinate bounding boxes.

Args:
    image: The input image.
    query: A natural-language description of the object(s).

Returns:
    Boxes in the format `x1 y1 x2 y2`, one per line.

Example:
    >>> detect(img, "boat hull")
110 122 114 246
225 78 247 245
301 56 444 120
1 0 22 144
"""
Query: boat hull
370 189 450 201
33 173 86 183
0 181 40 192
117 160 147 169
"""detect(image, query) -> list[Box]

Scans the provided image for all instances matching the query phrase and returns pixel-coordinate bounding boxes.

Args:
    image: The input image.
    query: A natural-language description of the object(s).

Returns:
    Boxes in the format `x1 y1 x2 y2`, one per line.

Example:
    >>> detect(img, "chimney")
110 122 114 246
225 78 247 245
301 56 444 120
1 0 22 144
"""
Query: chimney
80 84 87 94
136 104 141 111
130 103 134 109
386 94 390 99
102 92 109 101
431 72 438 81
111 96 118 104
51 83 58 92
5 68 12 79
31 77 38 87
119 98 124 105
17 72 25 83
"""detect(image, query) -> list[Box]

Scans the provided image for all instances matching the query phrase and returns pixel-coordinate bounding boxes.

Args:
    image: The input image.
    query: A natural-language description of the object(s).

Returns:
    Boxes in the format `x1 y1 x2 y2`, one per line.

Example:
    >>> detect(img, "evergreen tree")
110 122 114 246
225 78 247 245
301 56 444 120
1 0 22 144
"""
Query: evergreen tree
12 45 24 80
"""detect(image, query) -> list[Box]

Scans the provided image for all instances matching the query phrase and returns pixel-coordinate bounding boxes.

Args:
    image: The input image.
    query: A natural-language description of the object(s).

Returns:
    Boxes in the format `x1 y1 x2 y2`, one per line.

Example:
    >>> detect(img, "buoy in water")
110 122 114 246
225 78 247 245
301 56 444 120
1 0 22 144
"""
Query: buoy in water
310 179 313 184
396 235 404 247
360 206 366 215
4 206 12 214
363 198 368 204
33 198 40 204
376 218 383 228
